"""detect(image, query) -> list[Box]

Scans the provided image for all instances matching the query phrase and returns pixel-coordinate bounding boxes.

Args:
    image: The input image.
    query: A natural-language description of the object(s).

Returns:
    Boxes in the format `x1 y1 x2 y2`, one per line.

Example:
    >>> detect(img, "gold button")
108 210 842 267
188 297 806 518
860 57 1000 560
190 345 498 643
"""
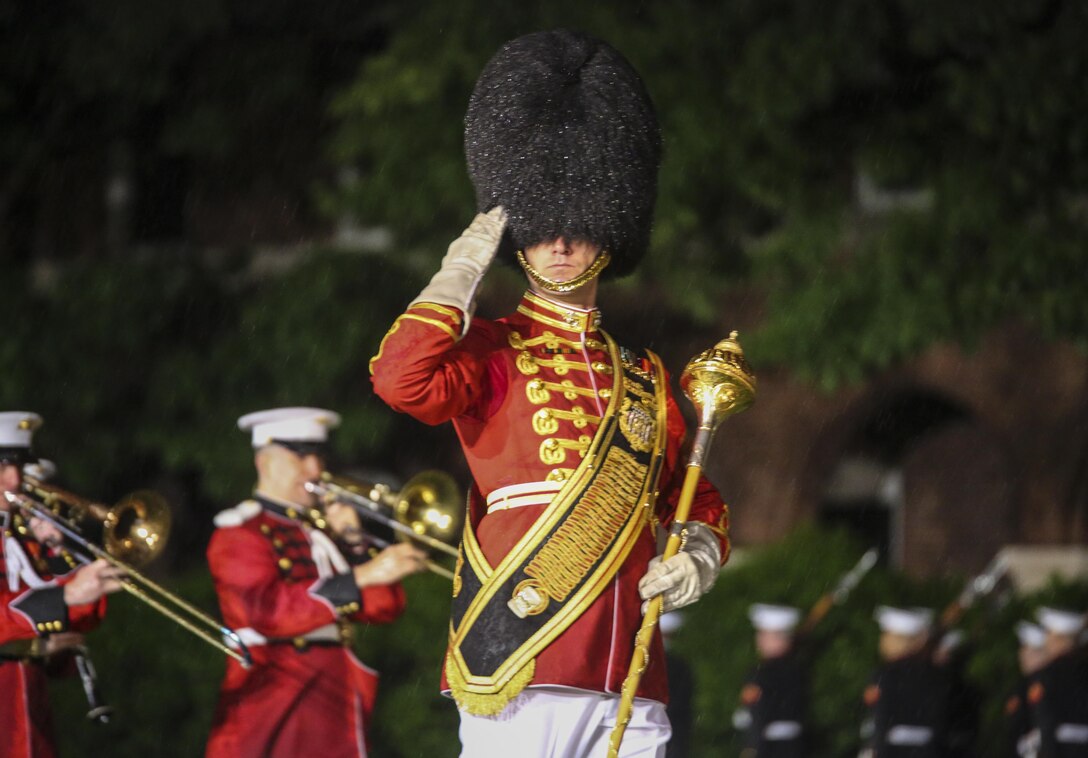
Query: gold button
278 558 293 571
599 388 612 399
591 361 613 375
259 524 272 535
286 508 298 520
272 538 284 550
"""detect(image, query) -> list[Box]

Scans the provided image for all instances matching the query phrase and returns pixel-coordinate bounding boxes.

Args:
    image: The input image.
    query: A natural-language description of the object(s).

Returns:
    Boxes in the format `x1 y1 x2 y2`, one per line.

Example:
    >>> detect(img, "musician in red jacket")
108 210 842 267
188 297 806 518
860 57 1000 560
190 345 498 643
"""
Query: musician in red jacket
0 411 123 758
205 407 426 758
371 30 730 757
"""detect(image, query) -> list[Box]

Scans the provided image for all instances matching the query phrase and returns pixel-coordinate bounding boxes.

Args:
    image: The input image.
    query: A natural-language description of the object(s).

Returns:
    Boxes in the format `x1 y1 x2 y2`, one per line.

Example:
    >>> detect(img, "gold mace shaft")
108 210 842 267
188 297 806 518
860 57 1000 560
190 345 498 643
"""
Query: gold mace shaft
608 332 755 757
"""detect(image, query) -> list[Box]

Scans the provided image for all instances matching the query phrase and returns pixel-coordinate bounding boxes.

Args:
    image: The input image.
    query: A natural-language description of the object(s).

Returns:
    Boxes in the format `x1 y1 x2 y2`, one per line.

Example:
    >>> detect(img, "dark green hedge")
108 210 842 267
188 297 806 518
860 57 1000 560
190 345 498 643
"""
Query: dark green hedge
47 526 1088 756
671 526 1088 757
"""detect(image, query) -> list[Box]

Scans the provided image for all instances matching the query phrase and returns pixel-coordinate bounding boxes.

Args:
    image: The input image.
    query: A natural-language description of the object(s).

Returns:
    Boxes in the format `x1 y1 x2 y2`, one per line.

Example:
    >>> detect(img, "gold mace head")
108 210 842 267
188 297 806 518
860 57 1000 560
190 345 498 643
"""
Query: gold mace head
679 331 757 428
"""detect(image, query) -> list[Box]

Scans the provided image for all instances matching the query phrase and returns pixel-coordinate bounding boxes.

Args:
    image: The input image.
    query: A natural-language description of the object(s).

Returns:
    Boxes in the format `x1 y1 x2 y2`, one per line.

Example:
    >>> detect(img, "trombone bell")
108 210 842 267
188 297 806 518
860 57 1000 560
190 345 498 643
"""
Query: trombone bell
395 471 463 552
23 478 172 568
310 470 464 574
105 490 172 567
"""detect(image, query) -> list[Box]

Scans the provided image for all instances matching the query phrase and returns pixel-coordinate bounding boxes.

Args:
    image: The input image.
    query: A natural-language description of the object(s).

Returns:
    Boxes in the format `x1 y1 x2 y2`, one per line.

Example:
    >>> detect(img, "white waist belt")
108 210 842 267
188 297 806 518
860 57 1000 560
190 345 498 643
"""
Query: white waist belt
1057 724 1088 744
887 726 933 746
486 481 563 514
764 721 802 740
229 623 341 648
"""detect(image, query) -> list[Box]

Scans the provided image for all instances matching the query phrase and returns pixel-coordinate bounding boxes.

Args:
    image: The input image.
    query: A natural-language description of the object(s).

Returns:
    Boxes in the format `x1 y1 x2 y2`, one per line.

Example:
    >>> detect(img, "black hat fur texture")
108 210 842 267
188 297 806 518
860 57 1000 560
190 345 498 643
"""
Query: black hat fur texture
464 29 661 279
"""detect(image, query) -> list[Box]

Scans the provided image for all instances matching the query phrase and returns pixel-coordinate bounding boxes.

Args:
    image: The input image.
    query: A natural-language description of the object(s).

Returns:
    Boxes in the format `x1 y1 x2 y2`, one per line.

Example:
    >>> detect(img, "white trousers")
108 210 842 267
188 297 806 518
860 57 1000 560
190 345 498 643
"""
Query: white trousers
458 688 671 758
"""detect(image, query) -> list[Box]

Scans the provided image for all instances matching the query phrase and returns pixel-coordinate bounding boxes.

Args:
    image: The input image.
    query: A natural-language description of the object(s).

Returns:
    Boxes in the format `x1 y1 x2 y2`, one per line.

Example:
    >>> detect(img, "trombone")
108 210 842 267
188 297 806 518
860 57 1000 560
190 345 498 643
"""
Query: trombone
304 470 463 580
7 478 252 668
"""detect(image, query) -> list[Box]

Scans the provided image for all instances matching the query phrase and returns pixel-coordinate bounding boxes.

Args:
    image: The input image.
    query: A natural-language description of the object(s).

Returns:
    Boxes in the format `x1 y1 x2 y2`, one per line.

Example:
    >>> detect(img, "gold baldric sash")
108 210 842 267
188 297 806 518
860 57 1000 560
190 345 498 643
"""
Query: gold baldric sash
446 334 669 715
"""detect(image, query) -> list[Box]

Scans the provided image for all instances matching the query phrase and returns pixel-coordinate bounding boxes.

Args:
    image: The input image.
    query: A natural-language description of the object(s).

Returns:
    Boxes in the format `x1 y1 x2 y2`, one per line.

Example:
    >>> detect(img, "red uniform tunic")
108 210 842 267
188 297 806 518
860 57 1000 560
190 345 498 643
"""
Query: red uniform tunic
205 498 407 758
371 291 729 704
0 510 107 758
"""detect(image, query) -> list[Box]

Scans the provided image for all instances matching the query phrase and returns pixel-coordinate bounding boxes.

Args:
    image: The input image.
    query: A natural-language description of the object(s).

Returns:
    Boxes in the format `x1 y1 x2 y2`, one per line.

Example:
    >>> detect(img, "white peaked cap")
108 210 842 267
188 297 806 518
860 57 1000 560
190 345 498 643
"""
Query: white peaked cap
1015 621 1046 649
237 407 341 448
0 411 42 449
749 603 801 632
875 606 934 636
1036 606 1086 636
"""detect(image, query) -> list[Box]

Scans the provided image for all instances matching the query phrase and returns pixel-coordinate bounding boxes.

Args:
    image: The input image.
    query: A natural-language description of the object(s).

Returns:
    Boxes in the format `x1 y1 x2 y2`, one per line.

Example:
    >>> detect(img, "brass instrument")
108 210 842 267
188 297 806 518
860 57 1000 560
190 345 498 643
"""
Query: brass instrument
609 332 756 757
22 476 171 567
6 480 252 668
304 470 463 580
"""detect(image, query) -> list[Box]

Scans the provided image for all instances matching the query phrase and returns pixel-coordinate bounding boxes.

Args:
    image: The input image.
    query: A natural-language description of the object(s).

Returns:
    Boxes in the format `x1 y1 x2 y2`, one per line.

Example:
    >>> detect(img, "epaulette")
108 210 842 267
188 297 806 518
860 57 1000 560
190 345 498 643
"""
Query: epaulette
213 500 263 529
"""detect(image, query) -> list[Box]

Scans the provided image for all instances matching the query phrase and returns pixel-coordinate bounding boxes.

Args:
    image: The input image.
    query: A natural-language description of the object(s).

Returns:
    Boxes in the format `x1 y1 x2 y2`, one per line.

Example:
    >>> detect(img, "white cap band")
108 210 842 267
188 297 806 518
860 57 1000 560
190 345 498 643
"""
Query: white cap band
749 603 801 632
1036 606 1086 636
875 606 933 636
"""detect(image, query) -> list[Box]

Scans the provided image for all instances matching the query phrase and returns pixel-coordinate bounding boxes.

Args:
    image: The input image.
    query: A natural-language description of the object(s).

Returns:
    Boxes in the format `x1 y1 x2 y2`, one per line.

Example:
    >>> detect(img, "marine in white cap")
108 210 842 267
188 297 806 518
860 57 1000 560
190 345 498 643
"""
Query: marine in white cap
0 411 125 758
733 604 808 757
859 606 956 758
205 407 426 758
1004 621 1048 758
1022 606 1088 755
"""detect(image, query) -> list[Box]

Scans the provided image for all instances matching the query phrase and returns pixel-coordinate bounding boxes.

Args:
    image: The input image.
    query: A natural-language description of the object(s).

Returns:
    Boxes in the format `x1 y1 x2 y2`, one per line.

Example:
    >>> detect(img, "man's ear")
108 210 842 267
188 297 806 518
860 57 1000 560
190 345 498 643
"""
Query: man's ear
253 447 272 479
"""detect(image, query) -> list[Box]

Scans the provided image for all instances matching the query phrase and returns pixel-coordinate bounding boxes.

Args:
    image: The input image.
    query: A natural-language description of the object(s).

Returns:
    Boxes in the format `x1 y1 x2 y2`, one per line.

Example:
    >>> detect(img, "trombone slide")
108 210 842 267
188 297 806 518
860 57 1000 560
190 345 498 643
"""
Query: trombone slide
3 491 252 668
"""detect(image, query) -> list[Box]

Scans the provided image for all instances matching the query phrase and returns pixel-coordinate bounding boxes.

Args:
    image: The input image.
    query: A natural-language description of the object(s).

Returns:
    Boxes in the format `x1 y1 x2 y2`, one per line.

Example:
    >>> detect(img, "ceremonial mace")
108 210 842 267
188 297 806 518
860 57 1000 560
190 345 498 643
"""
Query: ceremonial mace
608 332 756 757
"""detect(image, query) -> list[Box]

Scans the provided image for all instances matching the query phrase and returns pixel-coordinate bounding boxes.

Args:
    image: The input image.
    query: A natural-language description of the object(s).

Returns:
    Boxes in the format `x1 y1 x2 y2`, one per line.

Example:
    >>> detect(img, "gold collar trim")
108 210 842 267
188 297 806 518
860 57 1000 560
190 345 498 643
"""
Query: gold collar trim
516 291 601 334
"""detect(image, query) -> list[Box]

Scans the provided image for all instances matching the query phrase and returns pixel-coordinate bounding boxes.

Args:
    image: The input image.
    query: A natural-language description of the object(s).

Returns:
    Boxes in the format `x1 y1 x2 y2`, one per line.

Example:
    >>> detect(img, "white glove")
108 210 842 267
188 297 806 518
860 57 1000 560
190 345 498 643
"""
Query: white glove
638 522 722 613
409 206 507 335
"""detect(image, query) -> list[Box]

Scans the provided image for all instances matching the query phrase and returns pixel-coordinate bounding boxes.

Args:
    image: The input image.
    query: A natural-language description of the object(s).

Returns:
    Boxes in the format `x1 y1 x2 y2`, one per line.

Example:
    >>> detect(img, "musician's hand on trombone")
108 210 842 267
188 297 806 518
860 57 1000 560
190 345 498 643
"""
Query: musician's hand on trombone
63 558 127 606
352 542 428 588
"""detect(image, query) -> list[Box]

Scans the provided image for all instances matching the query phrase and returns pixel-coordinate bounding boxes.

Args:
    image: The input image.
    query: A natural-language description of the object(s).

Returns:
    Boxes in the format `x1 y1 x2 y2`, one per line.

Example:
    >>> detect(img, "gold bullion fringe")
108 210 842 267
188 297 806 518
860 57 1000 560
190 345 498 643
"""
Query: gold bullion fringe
447 653 537 716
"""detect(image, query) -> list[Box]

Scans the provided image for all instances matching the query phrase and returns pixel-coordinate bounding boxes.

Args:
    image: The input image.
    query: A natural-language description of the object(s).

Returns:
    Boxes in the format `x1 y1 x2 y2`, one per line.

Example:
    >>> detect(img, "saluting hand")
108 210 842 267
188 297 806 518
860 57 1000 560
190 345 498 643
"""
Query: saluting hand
352 542 428 588
408 206 508 320
63 559 126 606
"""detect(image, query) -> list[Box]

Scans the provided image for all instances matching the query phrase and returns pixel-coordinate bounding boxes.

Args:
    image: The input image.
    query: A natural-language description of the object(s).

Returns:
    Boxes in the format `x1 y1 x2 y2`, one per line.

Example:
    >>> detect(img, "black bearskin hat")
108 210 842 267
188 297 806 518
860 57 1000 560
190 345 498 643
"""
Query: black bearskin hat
464 29 661 279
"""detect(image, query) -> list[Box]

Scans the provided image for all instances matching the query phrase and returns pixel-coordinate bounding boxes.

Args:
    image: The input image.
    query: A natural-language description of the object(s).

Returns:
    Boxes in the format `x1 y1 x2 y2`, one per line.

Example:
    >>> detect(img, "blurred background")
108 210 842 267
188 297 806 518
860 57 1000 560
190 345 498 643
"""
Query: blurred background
2 0 1086 755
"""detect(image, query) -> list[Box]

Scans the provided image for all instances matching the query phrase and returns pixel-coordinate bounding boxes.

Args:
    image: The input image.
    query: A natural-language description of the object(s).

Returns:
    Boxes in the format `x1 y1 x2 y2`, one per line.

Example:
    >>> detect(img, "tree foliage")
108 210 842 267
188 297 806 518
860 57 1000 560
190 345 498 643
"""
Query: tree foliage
0 252 434 549
0 0 404 250
327 0 1088 386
